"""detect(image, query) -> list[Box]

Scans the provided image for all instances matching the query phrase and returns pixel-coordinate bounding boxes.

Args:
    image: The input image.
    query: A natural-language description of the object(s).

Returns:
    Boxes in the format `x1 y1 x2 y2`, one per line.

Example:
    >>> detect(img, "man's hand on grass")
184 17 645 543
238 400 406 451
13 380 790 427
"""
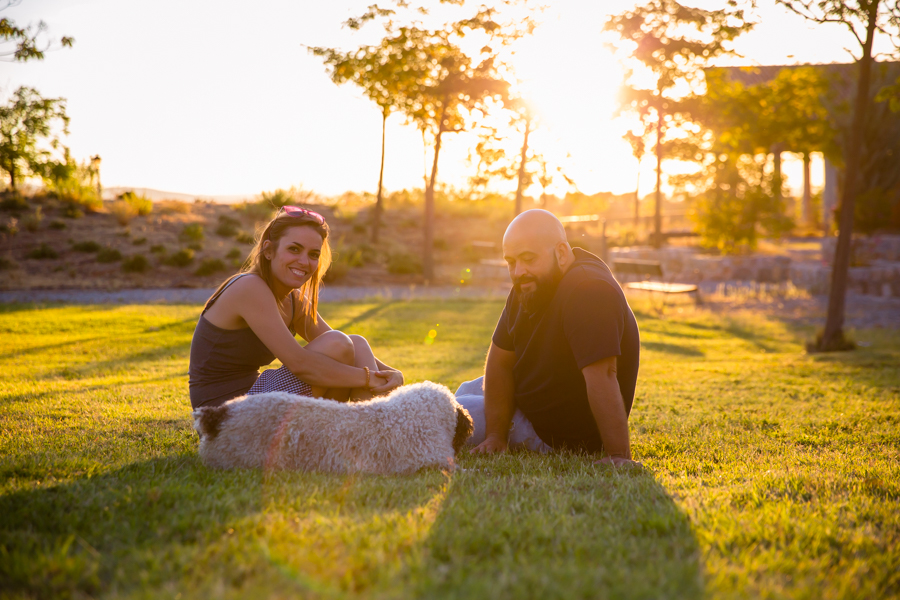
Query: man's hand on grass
594 456 643 469
470 434 507 454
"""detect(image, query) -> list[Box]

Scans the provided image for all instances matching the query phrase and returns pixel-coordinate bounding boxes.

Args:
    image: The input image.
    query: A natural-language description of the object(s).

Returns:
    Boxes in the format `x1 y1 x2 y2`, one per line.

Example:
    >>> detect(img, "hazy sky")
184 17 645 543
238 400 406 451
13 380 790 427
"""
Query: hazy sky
1 0 893 200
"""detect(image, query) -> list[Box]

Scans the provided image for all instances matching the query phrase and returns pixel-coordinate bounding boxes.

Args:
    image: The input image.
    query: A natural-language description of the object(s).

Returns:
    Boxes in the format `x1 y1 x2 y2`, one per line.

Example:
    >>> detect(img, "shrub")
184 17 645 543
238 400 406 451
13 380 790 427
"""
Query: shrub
149 244 166 254
44 157 102 212
215 215 240 238
156 200 192 214
48 219 66 230
235 231 254 244
226 247 242 259
61 203 84 219
109 199 139 226
323 259 348 282
179 223 205 242
132 237 147 245
353 222 367 234
187 241 204 252
0 255 18 270
22 207 43 232
26 243 58 259
163 248 194 267
72 241 101 253
0 192 28 211
1 217 18 236
387 251 422 275
96 247 122 263
195 258 226 276
122 254 150 273
117 191 152 216
233 200 273 221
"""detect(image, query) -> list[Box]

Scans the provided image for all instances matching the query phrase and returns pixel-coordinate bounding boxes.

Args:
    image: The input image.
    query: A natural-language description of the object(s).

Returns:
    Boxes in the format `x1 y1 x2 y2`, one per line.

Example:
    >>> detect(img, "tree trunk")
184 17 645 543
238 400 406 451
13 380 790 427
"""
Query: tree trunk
372 111 387 244
802 152 812 227
8 164 16 191
819 1 879 352
653 106 663 249
423 104 447 284
634 167 641 233
772 146 783 205
514 117 532 216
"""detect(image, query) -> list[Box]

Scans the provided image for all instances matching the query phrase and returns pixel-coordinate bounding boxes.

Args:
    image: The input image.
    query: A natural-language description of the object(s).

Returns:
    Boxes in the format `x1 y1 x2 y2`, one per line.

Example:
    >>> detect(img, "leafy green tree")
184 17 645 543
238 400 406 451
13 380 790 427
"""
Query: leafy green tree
690 152 794 253
310 13 423 243
604 0 755 248
697 66 839 239
0 86 69 191
344 2 535 281
1 0 73 62
775 0 900 351
876 76 900 111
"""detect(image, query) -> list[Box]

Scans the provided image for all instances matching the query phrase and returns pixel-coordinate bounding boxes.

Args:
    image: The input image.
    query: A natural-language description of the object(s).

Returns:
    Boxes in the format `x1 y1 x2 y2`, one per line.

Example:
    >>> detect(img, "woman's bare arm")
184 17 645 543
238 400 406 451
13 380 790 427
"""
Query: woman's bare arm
230 278 373 389
294 299 399 373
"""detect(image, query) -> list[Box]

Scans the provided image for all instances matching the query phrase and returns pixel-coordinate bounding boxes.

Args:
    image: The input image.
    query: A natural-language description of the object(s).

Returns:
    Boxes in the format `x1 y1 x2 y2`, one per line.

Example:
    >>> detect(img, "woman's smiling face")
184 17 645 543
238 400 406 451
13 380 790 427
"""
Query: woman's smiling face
263 225 324 292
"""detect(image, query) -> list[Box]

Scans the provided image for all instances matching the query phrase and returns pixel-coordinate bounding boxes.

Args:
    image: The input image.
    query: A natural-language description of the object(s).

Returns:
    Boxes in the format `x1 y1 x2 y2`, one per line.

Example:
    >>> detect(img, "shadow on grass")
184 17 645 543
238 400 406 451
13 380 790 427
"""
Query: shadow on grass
0 336 109 361
0 455 445 598
334 301 397 332
410 452 704 599
1 450 704 599
641 341 705 357
33 341 192 381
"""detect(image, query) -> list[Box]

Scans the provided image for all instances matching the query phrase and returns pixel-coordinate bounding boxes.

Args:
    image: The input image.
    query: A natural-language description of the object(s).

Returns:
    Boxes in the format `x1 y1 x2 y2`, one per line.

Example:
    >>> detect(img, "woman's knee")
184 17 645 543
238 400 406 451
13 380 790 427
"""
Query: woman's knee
308 330 355 365
348 334 372 352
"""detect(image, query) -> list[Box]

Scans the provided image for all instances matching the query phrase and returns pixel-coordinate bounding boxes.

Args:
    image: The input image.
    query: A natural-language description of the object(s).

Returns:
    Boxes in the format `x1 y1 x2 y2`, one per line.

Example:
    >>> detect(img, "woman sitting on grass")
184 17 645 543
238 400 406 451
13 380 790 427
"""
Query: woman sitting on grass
189 206 403 409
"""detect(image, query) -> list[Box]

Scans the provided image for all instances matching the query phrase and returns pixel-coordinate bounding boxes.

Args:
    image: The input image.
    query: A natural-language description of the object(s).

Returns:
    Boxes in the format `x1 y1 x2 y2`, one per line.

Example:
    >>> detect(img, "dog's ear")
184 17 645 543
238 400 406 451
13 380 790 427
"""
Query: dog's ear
194 405 230 441
452 405 474 454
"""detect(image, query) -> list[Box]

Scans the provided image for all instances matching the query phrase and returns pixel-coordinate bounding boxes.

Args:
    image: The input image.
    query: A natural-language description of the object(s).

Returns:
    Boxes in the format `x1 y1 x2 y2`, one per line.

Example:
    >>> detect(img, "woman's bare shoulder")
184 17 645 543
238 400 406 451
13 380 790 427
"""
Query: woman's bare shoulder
218 273 273 303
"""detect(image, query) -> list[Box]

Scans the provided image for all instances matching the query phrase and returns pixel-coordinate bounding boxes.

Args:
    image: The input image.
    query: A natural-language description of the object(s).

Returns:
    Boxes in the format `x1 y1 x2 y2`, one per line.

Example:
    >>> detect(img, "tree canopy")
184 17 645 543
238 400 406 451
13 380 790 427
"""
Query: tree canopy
603 0 755 247
0 86 69 191
0 0 73 62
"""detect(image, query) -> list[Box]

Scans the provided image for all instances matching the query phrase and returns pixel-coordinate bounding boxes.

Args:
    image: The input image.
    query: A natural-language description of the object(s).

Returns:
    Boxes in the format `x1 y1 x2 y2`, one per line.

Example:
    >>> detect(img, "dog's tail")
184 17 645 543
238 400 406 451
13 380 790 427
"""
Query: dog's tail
192 404 231 441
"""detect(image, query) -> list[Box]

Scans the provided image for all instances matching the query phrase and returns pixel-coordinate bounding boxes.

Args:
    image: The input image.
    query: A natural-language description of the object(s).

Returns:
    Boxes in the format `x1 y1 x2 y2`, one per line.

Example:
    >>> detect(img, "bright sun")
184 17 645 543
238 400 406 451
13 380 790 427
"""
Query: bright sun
500 1 645 197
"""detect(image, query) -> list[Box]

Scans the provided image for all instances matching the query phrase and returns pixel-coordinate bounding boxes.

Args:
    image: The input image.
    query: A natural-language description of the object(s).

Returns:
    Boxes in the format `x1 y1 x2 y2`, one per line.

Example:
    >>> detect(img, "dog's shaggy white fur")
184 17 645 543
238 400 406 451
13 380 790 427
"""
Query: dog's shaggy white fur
192 381 473 474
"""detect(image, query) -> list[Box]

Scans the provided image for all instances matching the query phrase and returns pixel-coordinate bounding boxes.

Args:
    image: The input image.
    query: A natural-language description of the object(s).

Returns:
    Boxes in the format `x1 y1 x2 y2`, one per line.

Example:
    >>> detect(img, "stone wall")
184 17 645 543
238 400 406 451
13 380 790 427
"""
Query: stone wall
608 246 900 298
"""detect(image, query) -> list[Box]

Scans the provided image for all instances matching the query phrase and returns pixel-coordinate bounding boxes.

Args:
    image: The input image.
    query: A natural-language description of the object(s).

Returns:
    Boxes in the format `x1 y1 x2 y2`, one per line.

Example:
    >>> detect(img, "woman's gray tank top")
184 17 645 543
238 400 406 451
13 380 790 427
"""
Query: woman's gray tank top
188 274 294 409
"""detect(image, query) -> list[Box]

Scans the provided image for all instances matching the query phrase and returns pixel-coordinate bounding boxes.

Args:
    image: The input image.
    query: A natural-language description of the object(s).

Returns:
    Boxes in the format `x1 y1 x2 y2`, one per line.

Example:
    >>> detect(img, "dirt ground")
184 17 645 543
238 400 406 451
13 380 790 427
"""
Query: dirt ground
0 197 511 290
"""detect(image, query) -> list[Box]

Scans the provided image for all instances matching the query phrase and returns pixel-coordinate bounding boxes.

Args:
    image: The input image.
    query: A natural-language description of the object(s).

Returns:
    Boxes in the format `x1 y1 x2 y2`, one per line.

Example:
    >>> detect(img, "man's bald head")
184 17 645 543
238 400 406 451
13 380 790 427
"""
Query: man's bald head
503 209 568 251
501 210 576 313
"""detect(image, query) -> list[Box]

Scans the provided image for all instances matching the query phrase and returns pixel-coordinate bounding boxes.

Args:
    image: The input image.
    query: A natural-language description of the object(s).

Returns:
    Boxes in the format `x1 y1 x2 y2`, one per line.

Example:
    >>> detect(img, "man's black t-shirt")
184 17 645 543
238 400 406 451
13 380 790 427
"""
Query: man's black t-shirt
491 248 640 452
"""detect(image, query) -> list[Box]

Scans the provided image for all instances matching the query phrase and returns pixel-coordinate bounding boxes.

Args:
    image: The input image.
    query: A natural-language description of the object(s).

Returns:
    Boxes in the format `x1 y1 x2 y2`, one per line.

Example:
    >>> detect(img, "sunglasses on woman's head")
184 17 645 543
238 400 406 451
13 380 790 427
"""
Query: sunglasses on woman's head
276 205 325 225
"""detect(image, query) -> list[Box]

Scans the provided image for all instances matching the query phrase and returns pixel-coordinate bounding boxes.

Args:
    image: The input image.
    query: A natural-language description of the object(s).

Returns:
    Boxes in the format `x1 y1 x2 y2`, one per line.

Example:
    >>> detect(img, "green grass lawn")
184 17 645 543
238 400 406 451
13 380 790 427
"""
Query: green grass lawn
1 300 898 599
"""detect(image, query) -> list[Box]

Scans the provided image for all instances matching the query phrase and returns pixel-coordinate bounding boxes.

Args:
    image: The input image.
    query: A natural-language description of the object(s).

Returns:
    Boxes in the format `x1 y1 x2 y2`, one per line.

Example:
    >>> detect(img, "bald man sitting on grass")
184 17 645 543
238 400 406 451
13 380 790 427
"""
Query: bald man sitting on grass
460 209 641 467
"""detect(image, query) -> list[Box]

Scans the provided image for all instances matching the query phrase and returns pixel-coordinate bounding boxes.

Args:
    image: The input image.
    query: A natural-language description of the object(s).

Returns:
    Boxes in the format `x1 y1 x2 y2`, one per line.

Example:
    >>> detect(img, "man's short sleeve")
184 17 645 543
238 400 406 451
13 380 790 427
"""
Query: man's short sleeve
491 300 514 351
562 278 625 370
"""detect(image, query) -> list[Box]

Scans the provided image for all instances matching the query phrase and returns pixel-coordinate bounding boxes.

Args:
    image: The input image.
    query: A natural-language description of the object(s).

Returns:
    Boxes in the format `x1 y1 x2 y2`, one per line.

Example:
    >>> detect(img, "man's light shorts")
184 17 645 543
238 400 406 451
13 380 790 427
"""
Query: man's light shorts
455 377 553 453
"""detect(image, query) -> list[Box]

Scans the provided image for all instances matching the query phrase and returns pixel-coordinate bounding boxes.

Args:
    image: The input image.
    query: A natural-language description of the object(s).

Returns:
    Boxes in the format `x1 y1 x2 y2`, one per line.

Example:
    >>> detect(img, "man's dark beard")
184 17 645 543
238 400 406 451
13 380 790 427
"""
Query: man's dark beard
514 259 564 315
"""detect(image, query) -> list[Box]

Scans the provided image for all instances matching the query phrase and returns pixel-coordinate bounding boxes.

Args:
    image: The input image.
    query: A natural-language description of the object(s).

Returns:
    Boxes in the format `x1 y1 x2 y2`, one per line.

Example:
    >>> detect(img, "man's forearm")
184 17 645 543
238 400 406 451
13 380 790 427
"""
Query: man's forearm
584 370 631 458
483 355 516 441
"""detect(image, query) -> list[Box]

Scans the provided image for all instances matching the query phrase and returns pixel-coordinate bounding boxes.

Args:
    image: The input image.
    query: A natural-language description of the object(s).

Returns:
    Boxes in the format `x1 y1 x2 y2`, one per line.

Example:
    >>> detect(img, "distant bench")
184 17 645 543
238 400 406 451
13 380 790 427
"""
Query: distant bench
612 259 701 310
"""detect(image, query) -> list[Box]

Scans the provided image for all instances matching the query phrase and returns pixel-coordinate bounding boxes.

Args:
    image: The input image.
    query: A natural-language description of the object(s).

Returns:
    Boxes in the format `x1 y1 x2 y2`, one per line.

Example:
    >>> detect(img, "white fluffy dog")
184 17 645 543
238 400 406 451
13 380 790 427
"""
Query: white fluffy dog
192 381 474 475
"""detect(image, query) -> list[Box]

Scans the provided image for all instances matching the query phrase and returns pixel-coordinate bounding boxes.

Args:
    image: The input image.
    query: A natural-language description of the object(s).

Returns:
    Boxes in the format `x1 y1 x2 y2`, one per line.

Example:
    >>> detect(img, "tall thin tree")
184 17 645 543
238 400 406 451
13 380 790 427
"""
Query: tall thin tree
775 0 900 351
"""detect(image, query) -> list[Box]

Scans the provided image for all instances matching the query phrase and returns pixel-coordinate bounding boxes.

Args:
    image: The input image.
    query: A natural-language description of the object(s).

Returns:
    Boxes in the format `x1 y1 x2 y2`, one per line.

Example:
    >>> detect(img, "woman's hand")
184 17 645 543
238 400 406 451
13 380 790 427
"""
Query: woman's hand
370 369 404 394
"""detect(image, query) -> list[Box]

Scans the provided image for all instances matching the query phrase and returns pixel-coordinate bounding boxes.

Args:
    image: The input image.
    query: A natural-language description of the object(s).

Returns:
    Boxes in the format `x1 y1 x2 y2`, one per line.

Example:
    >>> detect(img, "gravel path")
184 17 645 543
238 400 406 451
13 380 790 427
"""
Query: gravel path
2 282 897 329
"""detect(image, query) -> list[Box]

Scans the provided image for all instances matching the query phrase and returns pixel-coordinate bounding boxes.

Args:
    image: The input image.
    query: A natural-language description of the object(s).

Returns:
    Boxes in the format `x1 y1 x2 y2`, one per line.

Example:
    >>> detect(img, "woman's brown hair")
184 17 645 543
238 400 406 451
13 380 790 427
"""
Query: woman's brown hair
204 209 332 324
